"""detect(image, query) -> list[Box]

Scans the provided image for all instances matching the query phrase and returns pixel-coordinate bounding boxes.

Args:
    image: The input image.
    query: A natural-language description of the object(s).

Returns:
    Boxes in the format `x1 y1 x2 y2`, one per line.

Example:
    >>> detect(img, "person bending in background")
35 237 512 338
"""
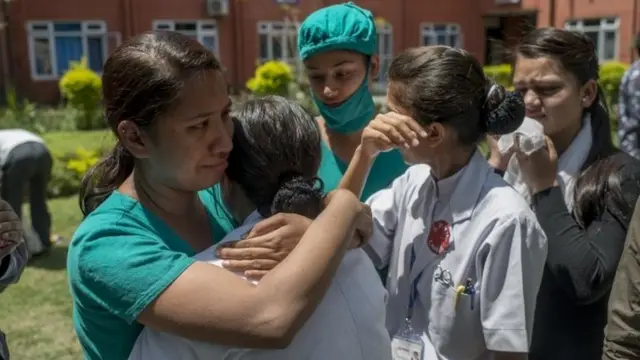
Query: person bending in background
0 129 52 255
0 198 28 360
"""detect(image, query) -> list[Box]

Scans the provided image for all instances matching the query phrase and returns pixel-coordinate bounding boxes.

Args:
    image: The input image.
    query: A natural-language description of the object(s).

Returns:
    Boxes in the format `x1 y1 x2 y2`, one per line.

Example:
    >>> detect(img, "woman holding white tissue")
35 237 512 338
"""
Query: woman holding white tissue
486 28 640 360
128 96 391 360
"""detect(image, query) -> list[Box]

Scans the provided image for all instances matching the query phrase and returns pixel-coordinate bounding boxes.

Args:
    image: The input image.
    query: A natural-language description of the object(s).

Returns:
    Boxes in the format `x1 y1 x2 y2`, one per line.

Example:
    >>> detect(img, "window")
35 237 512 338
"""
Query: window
153 20 219 57
27 21 107 80
420 23 462 48
257 21 297 65
376 23 393 86
565 17 619 61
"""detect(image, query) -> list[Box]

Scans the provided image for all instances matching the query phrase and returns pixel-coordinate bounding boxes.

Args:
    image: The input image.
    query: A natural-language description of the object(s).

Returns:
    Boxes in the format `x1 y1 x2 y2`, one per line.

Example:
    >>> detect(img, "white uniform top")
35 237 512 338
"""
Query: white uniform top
365 151 548 360
0 129 44 166
129 211 392 360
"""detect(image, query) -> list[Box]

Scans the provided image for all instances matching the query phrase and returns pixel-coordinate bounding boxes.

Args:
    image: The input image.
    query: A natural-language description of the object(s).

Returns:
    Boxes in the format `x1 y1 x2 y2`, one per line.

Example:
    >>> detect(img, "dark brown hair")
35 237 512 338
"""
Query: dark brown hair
516 28 627 227
387 46 525 146
79 31 223 216
225 96 324 218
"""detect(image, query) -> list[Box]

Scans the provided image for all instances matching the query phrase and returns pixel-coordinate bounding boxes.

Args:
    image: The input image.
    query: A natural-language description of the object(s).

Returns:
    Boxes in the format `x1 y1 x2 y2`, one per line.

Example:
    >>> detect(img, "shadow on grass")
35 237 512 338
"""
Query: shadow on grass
27 245 68 271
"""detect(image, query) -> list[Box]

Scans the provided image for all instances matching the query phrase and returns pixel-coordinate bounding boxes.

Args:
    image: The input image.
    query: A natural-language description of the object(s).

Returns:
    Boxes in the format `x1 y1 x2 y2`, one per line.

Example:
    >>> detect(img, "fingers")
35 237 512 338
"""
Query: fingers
216 245 286 261
370 112 426 148
362 127 395 151
544 136 558 160
0 200 15 212
386 112 428 138
349 235 362 249
244 213 289 238
221 259 279 273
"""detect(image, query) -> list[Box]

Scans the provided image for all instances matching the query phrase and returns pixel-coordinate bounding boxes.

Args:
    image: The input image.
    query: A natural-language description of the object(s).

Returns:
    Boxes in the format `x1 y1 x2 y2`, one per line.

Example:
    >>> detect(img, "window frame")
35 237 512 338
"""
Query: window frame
419 23 463 48
152 19 220 57
374 22 393 90
564 17 619 61
256 21 298 65
27 20 108 81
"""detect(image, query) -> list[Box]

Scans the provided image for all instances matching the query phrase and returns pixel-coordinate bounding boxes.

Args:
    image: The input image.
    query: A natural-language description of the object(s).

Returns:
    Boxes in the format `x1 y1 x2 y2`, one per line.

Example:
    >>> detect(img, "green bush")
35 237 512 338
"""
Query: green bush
484 64 513 90
59 57 103 130
246 61 294 97
599 61 629 109
48 147 102 198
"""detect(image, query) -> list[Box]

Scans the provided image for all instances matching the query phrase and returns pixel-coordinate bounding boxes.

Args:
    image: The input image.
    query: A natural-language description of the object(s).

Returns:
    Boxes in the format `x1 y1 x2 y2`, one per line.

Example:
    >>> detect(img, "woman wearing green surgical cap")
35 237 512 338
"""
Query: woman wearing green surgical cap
214 2 406 284
297 2 408 201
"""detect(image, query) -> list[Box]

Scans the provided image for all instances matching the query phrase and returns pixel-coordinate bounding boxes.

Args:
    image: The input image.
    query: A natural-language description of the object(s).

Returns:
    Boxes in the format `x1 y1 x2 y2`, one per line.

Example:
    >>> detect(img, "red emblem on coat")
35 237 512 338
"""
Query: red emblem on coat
427 220 451 255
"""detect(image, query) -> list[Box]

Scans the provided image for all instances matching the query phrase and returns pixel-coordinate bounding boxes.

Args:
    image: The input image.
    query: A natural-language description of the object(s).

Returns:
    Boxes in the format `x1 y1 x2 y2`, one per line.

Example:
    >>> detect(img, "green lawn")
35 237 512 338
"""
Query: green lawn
43 129 114 155
0 196 83 360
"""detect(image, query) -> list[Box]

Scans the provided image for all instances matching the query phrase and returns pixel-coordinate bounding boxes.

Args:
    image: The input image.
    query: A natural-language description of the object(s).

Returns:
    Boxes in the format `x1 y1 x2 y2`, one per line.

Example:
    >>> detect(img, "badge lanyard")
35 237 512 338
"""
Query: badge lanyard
391 245 425 360
407 245 422 321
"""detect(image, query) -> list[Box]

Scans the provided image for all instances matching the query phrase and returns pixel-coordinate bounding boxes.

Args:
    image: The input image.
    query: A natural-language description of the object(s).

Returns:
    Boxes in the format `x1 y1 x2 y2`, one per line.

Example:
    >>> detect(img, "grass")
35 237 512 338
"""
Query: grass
0 196 83 360
42 129 114 155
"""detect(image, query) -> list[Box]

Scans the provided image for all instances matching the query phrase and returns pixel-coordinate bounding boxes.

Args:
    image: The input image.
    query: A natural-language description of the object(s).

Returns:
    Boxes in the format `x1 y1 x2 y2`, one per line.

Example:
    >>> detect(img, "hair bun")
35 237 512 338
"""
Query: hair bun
483 84 525 135
268 174 324 218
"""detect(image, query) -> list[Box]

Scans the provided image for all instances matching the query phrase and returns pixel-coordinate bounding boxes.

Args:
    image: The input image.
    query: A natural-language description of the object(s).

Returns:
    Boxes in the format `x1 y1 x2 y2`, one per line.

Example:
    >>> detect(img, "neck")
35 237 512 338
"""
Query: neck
550 117 583 156
429 148 474 181
326 127 363 143
121 168 201 216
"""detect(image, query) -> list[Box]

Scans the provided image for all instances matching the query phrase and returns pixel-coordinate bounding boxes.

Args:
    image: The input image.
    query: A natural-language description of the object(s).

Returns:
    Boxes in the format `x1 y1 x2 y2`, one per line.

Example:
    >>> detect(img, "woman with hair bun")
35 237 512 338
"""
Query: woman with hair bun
339 45 548 360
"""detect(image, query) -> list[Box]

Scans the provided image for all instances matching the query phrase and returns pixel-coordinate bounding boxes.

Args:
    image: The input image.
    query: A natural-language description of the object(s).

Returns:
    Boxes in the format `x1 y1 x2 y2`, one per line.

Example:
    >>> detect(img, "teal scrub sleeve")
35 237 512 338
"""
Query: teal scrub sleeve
68 215 196 324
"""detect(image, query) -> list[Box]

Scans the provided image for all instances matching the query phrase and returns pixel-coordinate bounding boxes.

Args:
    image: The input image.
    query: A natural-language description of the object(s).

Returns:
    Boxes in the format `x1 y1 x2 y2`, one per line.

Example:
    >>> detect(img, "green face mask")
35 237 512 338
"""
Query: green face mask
313 75 375 134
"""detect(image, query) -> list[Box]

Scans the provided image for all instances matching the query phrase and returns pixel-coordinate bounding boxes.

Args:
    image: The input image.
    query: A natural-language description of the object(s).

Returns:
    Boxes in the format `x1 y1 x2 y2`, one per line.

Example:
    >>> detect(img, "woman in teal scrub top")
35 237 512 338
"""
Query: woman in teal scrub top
66 31 368 360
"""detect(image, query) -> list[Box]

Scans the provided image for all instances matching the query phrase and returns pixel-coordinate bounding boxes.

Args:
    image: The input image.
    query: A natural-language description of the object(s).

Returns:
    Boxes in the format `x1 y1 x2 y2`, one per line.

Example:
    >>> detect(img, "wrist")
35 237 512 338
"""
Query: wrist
531 179 559 195
355 145 377 164
487 156 508 171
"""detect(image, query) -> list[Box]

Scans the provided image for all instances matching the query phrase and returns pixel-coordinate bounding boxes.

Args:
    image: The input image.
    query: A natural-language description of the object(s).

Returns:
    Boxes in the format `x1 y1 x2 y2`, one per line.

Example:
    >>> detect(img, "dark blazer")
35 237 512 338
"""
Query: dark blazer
527 114 640 360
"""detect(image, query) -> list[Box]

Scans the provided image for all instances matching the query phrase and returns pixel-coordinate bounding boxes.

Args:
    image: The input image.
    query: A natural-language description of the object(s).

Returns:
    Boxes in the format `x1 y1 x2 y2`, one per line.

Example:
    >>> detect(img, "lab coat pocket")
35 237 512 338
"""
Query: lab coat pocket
428 282 485 358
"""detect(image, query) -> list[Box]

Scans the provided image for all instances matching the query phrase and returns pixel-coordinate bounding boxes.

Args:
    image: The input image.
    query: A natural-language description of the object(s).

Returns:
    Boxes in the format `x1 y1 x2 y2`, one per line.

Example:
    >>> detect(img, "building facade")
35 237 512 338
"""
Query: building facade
0 0 637 103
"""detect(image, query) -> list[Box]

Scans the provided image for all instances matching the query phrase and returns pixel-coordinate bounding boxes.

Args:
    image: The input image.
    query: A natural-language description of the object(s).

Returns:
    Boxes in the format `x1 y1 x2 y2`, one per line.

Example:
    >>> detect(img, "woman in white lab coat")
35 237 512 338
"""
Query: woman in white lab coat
128 96 391 360
340 46 549 360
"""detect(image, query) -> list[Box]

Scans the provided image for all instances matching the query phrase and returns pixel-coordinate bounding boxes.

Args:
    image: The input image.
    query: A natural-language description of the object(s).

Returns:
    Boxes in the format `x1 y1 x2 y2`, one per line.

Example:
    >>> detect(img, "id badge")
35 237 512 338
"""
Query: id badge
391 319 424 360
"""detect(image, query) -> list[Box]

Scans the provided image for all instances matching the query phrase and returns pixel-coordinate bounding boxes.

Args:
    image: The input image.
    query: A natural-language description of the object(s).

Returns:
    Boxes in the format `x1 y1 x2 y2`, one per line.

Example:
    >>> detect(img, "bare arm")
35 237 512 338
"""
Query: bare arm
338 145 374 198
138 189 362 348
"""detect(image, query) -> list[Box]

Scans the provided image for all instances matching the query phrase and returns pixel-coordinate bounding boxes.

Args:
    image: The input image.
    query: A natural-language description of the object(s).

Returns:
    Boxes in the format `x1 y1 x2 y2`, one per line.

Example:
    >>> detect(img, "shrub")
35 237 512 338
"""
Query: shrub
599 61 629 109
484 64 513 90
1 87 40 133
59 57 103 130
246 60 294 97
47 147 102 198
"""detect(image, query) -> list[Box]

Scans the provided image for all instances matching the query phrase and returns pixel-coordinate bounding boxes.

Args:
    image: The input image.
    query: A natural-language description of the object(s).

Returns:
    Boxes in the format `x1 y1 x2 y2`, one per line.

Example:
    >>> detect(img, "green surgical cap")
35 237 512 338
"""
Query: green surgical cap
297 2 377 61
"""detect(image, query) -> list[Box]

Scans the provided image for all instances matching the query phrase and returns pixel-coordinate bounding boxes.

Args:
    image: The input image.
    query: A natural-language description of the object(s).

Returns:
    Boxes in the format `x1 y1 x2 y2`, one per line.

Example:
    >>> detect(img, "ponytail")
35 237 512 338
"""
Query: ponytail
572 85 629 227
79 142 135 216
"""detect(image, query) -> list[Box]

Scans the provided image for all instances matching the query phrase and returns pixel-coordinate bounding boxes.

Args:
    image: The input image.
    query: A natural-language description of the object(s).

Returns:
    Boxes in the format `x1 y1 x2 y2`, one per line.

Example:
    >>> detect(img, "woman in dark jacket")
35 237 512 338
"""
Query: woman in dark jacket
487 27 640 360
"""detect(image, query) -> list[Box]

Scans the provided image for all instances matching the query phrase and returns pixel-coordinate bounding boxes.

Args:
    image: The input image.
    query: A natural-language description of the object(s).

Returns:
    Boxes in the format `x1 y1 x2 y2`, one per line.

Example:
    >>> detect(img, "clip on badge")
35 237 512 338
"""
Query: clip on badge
392 246 424 360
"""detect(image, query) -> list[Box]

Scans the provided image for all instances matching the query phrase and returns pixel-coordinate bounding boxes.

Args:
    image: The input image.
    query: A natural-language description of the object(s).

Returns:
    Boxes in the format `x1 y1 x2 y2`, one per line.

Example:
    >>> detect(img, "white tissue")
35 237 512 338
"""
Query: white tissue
497 117 545 155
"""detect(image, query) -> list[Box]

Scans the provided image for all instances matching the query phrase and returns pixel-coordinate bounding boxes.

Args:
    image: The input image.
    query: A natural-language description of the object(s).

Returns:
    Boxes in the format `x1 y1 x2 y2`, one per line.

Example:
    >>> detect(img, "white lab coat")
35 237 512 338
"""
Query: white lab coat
129 211 392 360
366 151 548 360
